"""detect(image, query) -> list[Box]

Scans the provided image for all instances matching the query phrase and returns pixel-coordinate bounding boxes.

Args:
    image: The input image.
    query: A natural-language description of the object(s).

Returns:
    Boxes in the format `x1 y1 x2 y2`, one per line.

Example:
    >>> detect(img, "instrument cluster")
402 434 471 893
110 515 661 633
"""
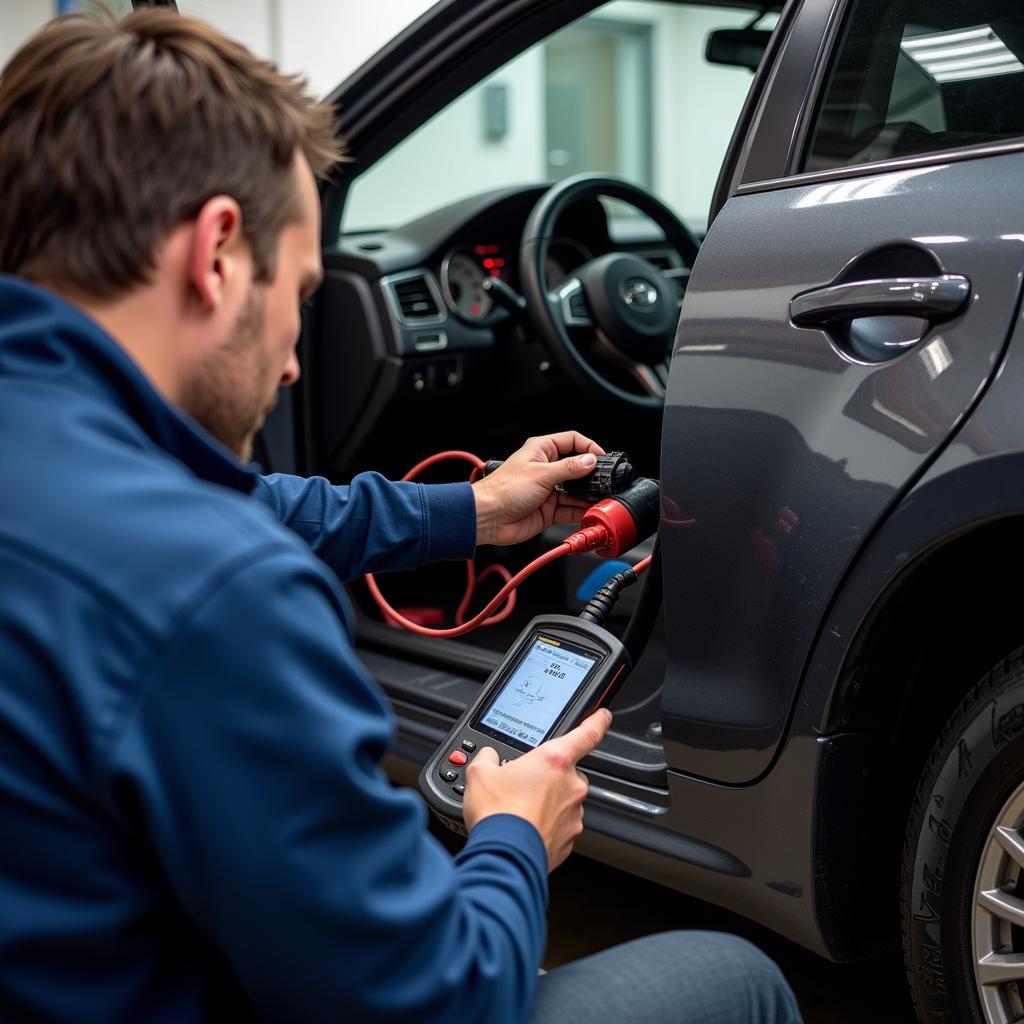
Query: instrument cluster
440 238 592 324
440 244 507 323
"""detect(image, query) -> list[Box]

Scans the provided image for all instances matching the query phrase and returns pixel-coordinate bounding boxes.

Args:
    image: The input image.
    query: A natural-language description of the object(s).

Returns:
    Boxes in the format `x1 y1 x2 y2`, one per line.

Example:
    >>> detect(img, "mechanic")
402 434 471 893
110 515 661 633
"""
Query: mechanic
0 10 801 1024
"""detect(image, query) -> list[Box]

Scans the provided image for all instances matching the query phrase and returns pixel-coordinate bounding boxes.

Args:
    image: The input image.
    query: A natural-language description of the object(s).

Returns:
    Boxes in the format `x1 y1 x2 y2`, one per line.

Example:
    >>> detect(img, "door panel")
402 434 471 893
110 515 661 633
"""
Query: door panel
660 152 1024 783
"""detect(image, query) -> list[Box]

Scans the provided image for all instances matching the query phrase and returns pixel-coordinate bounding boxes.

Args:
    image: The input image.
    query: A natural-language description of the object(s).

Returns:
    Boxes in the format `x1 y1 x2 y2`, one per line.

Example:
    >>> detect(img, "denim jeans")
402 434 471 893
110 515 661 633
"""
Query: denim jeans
531 931 803 1024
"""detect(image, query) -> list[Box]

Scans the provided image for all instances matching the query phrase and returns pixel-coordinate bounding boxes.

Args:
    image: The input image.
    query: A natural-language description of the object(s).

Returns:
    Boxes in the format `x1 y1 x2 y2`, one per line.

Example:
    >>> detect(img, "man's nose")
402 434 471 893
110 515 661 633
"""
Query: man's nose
280 349 301 387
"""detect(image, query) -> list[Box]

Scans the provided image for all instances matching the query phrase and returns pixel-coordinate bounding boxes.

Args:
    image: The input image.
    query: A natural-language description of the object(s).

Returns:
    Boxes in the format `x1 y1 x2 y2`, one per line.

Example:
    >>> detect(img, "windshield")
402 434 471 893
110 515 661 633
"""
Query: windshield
342 1 776 237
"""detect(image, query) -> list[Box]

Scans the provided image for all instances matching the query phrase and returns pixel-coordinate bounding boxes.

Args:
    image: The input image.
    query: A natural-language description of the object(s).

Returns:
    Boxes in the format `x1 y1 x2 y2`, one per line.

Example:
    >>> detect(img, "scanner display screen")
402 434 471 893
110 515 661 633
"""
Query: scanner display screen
477 635 598 749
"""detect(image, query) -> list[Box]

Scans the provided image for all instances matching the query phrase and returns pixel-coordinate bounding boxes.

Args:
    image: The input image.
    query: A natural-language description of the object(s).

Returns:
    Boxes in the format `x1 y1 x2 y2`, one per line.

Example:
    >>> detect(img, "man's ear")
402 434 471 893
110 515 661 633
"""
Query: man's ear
188 196 244 312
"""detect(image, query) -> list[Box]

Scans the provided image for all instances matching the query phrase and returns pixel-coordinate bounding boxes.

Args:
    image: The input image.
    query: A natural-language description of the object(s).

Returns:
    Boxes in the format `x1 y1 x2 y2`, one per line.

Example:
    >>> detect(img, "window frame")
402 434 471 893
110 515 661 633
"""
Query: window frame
734 0 1024 199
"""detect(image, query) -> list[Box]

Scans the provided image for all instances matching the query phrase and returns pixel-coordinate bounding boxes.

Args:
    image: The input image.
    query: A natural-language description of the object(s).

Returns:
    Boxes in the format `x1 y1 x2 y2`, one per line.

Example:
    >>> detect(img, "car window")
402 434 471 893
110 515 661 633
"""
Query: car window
341 1 777 238
805 0 1024 172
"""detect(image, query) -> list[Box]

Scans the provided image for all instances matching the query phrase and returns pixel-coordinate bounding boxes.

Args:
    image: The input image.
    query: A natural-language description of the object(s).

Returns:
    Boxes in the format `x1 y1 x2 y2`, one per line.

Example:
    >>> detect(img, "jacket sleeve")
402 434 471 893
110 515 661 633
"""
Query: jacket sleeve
251 471 477 580
102 546 548 1024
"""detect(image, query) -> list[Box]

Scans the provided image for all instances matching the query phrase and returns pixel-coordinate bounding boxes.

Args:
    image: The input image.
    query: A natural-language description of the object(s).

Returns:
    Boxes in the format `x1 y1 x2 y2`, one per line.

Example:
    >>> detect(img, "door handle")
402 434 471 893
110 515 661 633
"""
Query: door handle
790 275 970 326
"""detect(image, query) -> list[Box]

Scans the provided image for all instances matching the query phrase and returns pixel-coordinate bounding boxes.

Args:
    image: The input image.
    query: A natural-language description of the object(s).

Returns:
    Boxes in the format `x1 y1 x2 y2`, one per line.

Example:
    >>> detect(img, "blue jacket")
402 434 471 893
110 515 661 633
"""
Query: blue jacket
0 276 548 1023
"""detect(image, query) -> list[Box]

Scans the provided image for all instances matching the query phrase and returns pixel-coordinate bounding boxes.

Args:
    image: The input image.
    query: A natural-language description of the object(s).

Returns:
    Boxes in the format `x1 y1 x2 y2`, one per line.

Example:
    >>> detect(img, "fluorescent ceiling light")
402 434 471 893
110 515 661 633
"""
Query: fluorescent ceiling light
934 64 1022 83
929 52 1024 73
903 26 999 51
916 40 1007 60
905 26 991 50
901 24 1024 82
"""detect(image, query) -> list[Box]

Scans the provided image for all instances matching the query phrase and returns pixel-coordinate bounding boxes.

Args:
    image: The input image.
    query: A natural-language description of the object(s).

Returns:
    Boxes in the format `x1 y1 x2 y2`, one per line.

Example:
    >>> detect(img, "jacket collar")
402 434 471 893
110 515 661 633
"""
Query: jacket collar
0 274 258 494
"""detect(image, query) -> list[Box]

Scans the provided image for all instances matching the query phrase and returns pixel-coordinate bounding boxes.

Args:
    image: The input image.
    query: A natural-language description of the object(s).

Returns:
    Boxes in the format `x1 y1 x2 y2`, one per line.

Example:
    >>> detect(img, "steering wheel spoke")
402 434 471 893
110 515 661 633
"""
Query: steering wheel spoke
551 277 593 328
593 330 669 398
628 363 667 398
663 267 691 283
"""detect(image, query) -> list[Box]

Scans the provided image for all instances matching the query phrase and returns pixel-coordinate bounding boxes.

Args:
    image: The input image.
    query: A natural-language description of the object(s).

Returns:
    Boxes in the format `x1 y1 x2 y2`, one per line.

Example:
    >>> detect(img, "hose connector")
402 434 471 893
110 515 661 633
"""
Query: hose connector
578 568 641 626
564 524 612 555
561 452 635 501
578 478 660 558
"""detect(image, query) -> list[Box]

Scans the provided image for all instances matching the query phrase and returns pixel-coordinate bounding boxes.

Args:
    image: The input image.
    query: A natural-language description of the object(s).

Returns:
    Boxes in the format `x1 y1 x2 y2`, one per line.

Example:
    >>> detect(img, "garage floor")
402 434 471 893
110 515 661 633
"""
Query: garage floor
544 853 916 1022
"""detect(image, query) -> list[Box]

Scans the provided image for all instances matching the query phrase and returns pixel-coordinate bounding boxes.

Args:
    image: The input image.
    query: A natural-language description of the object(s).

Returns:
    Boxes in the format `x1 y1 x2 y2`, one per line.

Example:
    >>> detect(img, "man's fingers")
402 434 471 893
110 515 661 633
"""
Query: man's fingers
526 431 606 461
561 452 597 477
548 708 612 764
471 746 500 769
555 495 593 510
551 502 590 526
538 452 597 488
551 506 583 526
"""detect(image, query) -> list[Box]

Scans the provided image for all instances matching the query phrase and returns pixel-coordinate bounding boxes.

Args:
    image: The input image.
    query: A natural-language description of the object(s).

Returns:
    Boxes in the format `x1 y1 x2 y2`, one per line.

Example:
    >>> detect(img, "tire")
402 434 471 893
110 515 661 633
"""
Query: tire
903 646 1024 1024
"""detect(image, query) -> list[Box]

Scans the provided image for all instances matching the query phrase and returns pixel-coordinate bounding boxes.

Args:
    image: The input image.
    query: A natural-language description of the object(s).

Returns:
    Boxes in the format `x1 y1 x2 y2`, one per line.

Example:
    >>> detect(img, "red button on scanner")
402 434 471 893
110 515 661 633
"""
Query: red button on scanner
448 750 468 766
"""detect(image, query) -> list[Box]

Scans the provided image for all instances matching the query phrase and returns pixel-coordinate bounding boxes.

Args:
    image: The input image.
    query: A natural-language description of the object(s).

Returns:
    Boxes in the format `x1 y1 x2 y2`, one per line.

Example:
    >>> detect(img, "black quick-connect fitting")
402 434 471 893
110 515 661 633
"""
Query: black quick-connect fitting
561 452 635 501
578 567 640 627
604 477 660 542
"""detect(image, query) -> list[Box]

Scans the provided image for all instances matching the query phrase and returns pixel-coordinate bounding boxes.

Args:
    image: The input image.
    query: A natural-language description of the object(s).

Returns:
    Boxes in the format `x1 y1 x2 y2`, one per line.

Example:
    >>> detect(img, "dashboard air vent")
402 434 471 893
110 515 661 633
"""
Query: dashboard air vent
393 276 440 320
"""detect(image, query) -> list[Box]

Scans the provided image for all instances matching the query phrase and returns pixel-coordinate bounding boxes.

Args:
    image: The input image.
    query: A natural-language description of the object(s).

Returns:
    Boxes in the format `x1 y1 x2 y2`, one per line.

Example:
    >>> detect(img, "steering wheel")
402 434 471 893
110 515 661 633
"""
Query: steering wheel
519 174 700 409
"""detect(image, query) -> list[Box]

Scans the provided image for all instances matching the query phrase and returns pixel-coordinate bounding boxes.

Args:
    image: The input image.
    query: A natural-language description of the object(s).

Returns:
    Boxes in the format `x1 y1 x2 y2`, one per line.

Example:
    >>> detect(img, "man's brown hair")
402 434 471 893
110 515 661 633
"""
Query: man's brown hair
0 9 343 300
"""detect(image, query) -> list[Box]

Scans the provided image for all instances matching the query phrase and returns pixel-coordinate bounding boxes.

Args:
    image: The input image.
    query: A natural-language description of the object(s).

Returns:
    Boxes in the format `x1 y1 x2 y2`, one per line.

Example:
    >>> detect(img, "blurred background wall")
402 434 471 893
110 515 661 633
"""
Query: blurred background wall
0 0 435 94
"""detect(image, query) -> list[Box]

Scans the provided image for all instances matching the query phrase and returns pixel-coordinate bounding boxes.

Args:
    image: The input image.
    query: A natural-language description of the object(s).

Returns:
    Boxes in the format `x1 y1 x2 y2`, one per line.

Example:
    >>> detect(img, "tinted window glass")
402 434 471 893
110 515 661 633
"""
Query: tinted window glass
805 0 1024 172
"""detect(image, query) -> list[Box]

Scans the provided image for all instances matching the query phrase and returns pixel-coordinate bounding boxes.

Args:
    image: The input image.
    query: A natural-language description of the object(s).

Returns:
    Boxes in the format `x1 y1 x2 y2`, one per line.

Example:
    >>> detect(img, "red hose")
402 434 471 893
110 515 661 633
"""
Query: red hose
365 544 570 638
455 562 514 626
364 450 533 636
363 449 645 638
400 450 484 479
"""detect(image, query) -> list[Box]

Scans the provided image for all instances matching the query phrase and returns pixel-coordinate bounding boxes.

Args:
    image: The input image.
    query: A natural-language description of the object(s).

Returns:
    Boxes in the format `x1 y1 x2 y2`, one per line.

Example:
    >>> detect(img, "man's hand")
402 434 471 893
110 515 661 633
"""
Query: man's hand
462 709 612 872
472 431 606 547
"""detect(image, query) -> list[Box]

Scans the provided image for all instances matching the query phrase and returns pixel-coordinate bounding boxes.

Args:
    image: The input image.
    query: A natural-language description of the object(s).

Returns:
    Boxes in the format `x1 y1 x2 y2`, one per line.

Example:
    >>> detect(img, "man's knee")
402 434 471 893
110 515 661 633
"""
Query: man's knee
533 930 800 1024
681 930 781 971
636 931 799 1021
681 931 799 1019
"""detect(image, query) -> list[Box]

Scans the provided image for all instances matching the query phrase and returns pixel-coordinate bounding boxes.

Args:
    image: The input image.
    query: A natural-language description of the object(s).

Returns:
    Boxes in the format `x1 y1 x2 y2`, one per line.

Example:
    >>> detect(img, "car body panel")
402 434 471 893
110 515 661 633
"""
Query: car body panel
582 730 875 960
661 151 1024 783
799 288 1024 746
561 296 1024 964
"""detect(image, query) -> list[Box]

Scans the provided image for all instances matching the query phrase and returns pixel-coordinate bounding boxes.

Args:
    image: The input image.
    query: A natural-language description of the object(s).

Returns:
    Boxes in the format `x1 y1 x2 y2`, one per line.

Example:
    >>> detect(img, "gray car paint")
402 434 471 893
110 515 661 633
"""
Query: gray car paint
661 152 1024 784
580 276 1024 961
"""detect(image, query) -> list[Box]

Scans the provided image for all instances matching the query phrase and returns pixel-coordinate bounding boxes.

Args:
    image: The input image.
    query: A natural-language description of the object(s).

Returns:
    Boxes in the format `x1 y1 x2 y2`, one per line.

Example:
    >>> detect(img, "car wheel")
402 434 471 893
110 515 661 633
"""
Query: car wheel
903 646 1024 1023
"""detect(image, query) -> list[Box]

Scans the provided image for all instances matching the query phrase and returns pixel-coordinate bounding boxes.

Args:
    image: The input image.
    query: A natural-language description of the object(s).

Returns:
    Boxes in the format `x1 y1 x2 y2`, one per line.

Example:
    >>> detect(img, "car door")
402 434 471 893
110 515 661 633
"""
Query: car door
661 0 1024 784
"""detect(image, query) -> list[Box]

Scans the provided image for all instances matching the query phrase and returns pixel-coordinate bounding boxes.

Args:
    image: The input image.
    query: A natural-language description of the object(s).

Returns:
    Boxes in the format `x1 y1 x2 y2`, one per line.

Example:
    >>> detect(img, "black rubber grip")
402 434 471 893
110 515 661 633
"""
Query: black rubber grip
610 478 660 541
561 452 635 500
578 569 639 626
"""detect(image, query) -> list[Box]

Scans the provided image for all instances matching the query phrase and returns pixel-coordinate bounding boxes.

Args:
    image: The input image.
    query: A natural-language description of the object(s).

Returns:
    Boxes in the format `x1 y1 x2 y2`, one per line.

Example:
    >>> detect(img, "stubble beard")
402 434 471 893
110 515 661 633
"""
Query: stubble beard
179 286 273 463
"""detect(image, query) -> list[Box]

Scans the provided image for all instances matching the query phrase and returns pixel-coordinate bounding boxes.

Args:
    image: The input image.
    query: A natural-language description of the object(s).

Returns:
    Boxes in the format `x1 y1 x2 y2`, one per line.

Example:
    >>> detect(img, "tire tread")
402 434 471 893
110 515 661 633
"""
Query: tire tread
901 643 1024 1022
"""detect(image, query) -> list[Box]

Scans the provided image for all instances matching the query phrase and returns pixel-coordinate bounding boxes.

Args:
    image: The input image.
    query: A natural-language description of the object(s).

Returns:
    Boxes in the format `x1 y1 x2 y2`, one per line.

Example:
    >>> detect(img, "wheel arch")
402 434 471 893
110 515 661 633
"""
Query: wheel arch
800 450 1024 957
831 515 1024 748
801 450 1024 743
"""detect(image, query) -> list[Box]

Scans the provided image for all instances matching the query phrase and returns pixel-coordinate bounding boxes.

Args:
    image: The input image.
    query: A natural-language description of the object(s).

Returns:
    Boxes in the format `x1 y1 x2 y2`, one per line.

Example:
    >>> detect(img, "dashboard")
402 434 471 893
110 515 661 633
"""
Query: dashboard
329 185 687 345
315 184 690 477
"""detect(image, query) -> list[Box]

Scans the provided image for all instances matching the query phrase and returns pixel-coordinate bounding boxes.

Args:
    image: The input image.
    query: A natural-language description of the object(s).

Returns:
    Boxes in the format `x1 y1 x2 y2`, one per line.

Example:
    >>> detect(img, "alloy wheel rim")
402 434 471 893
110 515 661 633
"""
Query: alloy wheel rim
973 783 1024 1022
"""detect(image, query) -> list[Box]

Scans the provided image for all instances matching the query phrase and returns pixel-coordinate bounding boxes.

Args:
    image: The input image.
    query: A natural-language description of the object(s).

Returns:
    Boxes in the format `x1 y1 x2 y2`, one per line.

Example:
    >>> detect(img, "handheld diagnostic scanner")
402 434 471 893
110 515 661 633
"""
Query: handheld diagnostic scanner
418 613 630 834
